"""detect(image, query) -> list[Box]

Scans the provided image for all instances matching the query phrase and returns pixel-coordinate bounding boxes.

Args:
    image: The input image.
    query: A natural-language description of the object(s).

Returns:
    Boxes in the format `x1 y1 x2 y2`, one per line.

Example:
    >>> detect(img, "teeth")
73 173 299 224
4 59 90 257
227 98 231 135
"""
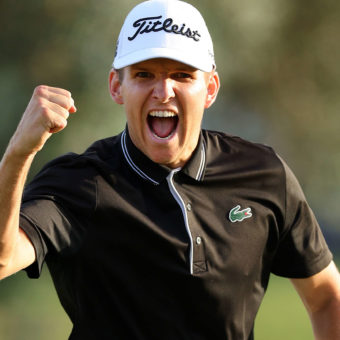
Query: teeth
149 111 176 118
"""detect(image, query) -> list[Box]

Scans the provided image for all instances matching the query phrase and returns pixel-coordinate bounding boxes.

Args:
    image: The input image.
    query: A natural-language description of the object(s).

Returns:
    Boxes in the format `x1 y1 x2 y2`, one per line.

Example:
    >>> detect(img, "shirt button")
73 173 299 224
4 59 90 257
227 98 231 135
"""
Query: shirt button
196 237 202 245
186 203 192 211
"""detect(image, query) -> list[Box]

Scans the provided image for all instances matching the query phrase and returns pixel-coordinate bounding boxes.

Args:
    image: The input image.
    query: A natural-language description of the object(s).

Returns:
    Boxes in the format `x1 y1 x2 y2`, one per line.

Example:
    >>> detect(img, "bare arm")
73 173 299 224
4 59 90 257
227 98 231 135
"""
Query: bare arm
0 85 76 280
291 261 340 340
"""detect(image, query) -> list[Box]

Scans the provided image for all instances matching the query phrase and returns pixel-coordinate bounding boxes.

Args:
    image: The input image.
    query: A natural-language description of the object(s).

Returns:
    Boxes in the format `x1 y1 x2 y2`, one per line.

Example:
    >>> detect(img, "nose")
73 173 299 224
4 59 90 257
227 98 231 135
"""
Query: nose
152 77 175 103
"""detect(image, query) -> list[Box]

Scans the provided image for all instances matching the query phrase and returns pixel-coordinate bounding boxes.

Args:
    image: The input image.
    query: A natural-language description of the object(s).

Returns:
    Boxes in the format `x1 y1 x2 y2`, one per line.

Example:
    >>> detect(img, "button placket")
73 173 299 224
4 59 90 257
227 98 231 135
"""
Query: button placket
167 171 195 274
185 199 208 274
167 171 207 275
193 234 207 274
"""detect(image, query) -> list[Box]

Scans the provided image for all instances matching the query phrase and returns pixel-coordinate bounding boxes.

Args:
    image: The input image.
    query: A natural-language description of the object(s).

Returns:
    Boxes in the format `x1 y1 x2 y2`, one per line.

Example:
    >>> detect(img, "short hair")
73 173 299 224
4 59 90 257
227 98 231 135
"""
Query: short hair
116 68 124 83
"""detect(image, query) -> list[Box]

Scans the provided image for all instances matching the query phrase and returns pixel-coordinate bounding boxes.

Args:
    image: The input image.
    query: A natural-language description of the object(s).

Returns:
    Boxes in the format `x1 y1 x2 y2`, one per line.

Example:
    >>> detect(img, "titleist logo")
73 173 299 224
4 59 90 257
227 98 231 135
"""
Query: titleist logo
128 16 201 42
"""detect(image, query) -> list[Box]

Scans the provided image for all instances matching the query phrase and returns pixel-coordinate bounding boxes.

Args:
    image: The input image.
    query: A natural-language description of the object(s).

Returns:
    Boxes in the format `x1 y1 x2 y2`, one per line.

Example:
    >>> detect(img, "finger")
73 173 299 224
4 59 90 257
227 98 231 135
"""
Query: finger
40 107 68 134
49 117 68 134
68 97 77 113
35 85 71 98
34 85 77 113
46 92 76 112
48 102 71 120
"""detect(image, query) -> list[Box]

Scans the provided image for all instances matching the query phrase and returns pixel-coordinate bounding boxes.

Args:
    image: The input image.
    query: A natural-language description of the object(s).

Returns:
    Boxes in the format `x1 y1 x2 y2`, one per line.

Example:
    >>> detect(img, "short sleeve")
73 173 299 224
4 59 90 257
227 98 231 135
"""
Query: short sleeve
271 157 332 278
20 153 97 278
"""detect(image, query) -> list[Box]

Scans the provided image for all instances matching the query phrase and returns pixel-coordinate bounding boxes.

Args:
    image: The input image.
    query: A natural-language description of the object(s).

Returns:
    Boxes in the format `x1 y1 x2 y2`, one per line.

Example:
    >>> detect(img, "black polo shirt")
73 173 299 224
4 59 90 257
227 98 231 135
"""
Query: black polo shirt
20 129 332 340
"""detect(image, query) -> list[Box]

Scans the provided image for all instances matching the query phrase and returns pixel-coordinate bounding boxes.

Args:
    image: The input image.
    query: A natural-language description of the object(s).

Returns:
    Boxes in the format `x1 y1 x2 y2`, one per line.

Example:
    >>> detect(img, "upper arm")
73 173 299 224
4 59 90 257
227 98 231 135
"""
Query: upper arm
0 227 36 280
291 261 340 314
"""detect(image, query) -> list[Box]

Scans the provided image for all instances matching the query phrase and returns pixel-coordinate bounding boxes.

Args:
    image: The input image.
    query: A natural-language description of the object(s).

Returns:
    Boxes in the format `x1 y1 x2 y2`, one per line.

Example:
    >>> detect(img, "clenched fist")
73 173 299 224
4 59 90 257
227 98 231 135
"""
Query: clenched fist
9 85 77 157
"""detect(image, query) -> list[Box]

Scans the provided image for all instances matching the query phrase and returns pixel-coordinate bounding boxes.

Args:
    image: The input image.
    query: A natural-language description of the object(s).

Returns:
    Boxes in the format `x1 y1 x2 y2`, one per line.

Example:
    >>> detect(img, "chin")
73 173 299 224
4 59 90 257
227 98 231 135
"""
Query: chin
149 152 178 168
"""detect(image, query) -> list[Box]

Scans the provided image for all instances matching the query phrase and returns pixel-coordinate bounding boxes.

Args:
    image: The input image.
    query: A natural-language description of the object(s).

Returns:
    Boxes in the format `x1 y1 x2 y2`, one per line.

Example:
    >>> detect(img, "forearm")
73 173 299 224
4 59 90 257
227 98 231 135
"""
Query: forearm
0 143 35 267
310 297 340 340
0 85 75 279
292 262 340 340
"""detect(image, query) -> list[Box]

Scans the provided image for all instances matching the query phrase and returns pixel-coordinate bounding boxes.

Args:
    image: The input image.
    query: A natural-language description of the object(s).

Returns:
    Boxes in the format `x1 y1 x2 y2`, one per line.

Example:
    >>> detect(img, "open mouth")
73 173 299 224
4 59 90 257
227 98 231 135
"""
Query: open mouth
147 111 179 140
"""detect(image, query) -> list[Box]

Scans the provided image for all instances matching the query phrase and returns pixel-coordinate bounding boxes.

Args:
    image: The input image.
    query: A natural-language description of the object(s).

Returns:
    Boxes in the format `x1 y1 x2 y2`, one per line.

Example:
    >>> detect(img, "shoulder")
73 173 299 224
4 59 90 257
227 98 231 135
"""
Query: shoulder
83 133 122 162
37 134 122 175
202 129 283 175
23 134 123 201
203 129 274 155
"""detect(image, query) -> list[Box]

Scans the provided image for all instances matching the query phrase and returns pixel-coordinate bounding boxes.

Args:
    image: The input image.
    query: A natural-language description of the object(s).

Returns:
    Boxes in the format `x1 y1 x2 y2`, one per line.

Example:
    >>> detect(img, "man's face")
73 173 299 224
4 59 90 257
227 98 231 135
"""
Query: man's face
109 58 219 168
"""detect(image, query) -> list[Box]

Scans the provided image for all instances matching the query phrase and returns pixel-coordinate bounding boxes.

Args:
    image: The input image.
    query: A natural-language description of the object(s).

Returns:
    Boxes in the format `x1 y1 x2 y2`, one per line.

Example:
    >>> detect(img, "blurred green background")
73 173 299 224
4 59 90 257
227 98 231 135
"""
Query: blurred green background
0 0 339 339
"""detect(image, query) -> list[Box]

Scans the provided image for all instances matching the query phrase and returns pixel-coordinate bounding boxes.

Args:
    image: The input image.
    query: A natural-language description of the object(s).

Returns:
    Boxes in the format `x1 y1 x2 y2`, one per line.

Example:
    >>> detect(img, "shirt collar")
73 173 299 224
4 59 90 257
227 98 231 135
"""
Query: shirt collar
120 128 206 185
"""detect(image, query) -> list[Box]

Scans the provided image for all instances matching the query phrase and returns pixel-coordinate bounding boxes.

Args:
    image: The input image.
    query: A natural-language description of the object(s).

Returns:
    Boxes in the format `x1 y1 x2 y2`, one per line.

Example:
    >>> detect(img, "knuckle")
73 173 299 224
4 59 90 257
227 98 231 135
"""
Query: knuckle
36 97 45 106
68 97 74 108
40 105 50 117
34 85 47 97
55 118 67 131
61 90 72 100
61 108 70 119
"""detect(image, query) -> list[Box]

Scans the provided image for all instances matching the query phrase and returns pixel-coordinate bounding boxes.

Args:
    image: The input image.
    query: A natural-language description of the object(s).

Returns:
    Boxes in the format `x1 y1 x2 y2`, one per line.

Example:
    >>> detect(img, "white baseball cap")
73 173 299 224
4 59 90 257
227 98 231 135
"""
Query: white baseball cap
113 0 215 72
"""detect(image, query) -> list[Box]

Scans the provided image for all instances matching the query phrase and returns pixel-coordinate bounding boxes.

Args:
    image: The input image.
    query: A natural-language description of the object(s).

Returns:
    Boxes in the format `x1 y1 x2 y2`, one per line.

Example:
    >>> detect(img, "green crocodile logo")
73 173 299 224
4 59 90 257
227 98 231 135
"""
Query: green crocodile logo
229 205 252 223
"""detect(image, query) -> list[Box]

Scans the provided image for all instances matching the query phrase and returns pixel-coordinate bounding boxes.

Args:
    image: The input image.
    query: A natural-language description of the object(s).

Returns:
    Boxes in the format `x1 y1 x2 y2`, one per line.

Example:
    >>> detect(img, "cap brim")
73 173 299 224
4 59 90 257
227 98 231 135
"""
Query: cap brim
113 47 214 72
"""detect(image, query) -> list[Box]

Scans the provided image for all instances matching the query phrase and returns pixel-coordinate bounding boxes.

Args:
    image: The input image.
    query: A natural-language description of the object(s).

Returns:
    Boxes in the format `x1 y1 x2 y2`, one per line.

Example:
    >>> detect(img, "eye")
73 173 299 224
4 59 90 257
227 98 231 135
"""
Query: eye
135 71 153 78
172 72 192 79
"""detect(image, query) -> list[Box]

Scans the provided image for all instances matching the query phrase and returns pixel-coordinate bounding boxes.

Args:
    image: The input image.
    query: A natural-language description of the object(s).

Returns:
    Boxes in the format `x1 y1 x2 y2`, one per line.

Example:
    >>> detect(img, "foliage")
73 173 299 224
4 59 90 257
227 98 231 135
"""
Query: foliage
0 1 339 338
1 0 339 225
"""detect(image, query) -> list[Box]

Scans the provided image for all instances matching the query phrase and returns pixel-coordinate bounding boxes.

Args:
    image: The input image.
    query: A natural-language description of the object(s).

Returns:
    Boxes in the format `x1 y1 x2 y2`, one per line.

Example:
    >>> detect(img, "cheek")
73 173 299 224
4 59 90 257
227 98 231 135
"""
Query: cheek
179 90 206 135
122 87 145 119
123 90 150 140
132 87 153 114
181 84 208 117
188 82 209 104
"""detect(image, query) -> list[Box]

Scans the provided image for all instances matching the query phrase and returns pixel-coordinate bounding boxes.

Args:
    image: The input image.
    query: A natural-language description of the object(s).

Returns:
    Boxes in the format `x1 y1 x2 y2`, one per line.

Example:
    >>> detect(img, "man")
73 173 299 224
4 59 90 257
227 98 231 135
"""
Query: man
0 0 340 339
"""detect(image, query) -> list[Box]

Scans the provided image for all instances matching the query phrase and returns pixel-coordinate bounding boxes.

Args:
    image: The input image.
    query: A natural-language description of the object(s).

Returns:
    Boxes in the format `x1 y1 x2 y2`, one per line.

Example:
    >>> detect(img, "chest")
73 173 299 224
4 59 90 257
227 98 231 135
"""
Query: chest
84 171 284 281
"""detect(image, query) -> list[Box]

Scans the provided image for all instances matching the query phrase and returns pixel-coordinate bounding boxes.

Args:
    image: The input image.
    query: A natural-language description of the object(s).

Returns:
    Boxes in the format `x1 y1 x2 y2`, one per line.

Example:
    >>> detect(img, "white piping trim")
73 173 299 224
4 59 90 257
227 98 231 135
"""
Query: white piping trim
167 170 194 275
196 143 206 181
121 131 159 185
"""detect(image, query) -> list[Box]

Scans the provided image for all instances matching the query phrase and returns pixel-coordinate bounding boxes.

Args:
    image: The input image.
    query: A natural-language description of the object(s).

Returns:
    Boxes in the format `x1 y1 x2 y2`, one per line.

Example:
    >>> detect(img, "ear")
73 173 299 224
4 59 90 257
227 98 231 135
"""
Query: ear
204 71 220 109
109 69 124 105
